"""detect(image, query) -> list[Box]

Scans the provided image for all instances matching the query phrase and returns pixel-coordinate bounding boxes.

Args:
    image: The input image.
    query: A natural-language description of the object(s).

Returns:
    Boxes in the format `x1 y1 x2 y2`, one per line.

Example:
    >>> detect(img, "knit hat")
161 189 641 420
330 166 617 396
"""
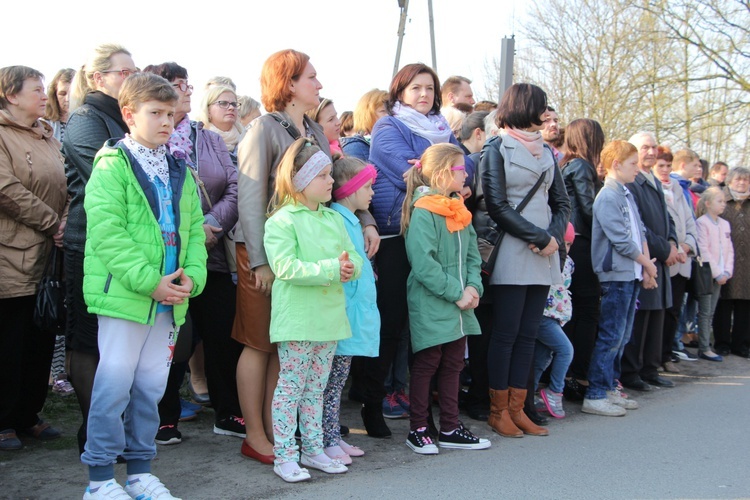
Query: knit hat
564 222 576 244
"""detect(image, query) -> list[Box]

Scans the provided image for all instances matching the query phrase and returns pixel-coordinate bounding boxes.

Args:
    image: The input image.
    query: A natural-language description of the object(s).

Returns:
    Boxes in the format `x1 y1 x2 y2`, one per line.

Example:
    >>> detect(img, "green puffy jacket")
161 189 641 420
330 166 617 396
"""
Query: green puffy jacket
405 190 483 353
83 140 207 326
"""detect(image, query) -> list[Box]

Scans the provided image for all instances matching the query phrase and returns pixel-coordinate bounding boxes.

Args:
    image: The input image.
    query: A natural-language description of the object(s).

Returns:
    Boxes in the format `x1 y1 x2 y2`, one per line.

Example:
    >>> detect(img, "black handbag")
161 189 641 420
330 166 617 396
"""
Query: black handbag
33 246 67 335
689 254 714 296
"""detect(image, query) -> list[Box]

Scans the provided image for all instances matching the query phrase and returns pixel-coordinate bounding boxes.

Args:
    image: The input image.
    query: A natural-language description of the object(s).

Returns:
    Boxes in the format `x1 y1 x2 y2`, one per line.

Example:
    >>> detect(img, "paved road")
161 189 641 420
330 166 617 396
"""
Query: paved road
2 355 749 499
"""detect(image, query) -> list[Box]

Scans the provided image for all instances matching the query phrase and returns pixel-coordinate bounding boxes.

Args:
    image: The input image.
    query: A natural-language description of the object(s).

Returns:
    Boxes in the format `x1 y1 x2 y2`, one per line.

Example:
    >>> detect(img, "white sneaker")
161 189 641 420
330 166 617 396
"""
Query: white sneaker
124 474 181 500
582 398 627 417
83 481 131 500
607 389 639 410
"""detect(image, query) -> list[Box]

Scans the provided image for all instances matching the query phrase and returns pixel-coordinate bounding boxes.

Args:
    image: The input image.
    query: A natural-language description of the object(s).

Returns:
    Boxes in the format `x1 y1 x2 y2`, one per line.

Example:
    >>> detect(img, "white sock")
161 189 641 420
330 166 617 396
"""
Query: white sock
89 480 113 491
308 452 332 464
126 473 149 484
325 445 347 457
278 461 301 474
441 428 456 436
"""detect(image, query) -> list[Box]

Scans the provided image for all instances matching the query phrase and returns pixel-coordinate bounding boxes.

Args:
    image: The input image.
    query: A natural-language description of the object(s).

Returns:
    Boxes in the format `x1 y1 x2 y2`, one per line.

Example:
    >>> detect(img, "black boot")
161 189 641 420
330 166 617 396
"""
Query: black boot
361 402 391 438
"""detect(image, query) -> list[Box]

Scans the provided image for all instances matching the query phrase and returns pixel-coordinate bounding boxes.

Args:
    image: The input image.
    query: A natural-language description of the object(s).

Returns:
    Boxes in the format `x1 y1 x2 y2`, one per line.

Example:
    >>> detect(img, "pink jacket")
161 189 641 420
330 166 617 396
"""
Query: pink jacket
696 215 734 279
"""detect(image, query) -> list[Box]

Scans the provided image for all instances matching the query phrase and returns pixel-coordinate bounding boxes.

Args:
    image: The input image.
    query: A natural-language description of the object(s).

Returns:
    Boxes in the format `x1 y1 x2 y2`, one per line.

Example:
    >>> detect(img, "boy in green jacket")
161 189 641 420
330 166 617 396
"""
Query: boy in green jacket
80 73 206 500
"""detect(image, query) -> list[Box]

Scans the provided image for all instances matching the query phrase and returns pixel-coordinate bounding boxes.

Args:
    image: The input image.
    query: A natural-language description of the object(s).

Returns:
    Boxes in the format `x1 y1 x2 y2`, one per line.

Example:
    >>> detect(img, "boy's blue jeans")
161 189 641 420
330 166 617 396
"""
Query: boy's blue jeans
81 312 178 480
586 280 640 400
533 316 574 394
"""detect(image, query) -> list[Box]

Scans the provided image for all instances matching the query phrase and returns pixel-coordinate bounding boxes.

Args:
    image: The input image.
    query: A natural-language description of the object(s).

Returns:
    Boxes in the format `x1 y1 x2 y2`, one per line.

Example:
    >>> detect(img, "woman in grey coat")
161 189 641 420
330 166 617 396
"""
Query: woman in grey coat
480 83 570 438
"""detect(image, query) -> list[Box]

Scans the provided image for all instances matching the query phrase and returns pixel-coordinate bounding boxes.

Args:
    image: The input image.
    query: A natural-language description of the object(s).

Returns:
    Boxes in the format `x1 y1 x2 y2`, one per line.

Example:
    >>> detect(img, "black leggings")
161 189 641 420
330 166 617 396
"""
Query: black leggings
488 285 548 390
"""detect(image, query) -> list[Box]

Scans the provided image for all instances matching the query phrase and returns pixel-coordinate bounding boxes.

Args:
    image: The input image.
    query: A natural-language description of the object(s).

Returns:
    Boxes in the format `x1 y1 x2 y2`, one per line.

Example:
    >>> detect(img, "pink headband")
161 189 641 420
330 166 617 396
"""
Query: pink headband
293 150 330 192
333 164 377 200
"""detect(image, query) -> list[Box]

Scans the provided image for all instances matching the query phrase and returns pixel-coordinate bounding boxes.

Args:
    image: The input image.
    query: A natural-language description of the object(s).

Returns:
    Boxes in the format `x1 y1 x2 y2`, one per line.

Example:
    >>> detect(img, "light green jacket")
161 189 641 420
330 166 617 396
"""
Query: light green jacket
264 202 363 343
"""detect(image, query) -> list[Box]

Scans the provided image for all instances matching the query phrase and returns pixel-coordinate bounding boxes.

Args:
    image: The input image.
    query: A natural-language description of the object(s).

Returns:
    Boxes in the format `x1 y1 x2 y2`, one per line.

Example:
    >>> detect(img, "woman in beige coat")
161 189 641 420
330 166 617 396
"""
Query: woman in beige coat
0 66 67 450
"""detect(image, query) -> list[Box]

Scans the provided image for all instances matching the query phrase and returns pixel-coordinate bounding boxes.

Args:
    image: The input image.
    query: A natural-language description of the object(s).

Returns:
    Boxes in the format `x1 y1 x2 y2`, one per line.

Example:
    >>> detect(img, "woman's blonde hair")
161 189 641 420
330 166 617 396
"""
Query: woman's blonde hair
69 43 131 112
269 137 327 214
196 85 237 125
696 186 725 217
400 143 465 233
332 156 367 200
353 89 388 134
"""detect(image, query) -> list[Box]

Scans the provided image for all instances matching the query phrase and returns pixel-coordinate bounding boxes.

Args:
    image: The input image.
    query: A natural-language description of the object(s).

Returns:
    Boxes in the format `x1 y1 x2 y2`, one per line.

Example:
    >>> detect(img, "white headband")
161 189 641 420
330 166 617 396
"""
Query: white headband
293 150 330 192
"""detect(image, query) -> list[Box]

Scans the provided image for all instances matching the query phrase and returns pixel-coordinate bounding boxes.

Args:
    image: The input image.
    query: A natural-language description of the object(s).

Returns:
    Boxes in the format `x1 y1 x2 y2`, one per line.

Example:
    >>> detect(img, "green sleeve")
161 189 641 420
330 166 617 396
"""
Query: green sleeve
465 224 484 297
84 153 162 296
405 208 464 303
181 172 208 296
264 214 340 286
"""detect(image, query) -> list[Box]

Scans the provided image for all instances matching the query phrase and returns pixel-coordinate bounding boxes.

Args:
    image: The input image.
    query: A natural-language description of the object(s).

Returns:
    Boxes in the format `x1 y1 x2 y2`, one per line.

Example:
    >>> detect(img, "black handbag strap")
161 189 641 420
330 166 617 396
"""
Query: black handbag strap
268 113 301 141
516 168 547 213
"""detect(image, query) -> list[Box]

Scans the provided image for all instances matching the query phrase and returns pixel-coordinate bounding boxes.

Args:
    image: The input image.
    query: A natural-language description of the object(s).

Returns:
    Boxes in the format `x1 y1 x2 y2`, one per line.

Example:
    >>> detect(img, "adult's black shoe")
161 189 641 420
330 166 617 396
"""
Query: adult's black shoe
361 403 391 438
621 378 653 392
466 405 490 422
731 349 750 358
715 345 731 356
643 375 675 388
524 407 549 426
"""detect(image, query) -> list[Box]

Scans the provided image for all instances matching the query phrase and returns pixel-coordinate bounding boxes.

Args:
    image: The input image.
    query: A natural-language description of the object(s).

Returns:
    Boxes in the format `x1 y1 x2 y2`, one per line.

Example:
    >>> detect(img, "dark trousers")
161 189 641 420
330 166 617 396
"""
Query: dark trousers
0 296 56 430
64 249 99 354
409 337 466 432
488 285 548 389
563 238 601 380
622 308 665 382
465 304 492 409
663 274 688 362
713 299 750 353
361 236 410 405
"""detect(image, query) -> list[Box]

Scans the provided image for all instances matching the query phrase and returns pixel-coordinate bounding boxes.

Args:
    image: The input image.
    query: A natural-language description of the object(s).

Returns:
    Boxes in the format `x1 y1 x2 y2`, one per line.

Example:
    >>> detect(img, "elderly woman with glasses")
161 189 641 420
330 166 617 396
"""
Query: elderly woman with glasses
197 85 244 165
61 43 137 454
143 62 241 445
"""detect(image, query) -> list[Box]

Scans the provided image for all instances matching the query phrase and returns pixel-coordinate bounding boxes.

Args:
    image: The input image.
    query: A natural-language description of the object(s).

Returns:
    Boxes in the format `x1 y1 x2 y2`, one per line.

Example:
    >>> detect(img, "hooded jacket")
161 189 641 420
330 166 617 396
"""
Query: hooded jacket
83 140 207 326
404 190 482 353
0 110 67 298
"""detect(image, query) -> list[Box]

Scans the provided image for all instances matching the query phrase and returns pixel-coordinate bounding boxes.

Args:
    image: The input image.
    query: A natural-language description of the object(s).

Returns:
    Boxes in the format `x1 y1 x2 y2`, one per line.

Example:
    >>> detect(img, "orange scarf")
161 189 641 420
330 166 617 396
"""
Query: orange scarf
414 194 472 232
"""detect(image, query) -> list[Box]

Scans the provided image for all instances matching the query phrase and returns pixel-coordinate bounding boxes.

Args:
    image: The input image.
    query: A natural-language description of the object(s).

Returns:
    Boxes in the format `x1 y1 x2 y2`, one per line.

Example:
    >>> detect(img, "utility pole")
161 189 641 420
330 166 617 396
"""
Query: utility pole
393 0 410 78
498 35 515 95
428 0 437 72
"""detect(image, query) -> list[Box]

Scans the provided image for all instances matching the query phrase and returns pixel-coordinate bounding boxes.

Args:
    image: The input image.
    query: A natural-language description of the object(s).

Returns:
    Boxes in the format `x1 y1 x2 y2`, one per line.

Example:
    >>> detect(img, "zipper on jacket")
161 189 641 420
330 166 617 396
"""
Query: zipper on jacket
457 230 465 336
103 273 113 293
386 196 401 228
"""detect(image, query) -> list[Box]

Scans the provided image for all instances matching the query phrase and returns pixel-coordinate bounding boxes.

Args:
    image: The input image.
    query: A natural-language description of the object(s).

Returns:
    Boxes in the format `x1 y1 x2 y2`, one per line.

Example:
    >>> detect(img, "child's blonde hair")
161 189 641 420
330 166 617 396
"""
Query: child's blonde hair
269 137 327 214
696 186 725 217
400 143 465 233
332 156 367 199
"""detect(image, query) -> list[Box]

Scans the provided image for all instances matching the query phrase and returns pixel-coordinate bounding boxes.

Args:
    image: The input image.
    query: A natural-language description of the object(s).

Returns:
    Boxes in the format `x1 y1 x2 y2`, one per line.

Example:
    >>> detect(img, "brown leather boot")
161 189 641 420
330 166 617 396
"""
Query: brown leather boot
508 387 549 436
488 388 522 437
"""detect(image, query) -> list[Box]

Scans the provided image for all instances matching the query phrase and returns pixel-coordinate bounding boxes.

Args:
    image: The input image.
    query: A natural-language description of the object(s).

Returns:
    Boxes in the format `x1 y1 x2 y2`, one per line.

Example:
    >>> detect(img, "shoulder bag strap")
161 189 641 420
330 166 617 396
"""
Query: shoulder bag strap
268 113 301 141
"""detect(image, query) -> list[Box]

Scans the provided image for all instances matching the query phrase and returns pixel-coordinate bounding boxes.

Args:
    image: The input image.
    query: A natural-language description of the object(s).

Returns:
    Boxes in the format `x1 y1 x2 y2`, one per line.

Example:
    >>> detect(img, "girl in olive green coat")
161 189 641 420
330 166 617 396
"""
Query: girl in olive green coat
401 144 489 455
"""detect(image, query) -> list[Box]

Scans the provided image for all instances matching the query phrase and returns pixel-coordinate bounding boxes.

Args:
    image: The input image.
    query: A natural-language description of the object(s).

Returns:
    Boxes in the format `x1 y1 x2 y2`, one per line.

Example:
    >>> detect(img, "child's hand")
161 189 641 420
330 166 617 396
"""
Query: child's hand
170 268 194 296
643 276 658 289
644 258 658 281
716 275 728 285
339 251 354 283
455 289 476 310
465 286 480 309
152 268 191 305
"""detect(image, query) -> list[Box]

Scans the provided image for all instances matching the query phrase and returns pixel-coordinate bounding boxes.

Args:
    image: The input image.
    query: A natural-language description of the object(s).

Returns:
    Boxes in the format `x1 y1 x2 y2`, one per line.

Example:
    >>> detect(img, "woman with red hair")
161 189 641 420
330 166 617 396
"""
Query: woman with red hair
233 49 378 464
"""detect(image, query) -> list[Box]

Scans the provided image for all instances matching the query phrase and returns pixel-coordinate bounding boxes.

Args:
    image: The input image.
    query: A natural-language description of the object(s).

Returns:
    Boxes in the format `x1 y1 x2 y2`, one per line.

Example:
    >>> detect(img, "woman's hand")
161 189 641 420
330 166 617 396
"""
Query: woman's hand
203 224 222 250
53 220 66 248
529 237 559 257
363 225 381 258
252 264 275 297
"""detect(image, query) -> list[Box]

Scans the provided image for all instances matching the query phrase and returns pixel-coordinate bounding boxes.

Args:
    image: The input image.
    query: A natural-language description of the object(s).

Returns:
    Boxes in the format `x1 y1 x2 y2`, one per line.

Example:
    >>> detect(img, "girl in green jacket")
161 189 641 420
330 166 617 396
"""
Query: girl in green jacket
401 143 490 455
264 138 362 483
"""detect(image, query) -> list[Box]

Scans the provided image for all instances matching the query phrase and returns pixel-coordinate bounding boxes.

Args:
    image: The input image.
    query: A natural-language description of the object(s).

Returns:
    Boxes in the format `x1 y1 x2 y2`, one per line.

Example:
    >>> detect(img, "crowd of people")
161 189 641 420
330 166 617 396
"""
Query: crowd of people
1 43 748 499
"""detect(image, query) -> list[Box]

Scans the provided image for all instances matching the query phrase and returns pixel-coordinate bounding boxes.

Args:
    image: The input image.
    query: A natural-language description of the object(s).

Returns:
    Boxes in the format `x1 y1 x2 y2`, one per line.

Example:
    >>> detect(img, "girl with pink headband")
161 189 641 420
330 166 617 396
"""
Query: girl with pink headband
263 138 363 483
323 157 380 465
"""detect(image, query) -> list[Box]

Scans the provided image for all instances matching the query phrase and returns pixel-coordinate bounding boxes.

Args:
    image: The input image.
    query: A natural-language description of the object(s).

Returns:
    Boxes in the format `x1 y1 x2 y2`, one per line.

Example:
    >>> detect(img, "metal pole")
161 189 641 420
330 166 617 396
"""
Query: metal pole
498 35 515 96
428 0 437 72
393 0 410 78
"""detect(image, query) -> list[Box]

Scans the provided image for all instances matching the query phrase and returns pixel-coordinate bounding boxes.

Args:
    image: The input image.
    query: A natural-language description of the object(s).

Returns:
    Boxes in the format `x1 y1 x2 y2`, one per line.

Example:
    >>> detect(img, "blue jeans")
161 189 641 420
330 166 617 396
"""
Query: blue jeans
533 316 574 394
586 281 640 400
675 294 698 349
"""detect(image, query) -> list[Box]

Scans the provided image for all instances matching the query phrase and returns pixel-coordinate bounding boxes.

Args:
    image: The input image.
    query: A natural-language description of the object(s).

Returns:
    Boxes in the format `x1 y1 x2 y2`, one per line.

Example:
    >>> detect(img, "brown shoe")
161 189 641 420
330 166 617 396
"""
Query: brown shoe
488 389 522 437
508 388 549 436
663 361 680 373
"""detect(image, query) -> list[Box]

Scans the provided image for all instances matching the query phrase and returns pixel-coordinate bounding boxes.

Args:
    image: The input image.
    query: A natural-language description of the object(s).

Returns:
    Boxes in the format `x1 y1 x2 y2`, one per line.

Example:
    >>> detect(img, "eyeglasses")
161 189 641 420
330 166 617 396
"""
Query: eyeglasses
211 100 239 110
451 165 466 171
100 69 138 78
172 82 194 93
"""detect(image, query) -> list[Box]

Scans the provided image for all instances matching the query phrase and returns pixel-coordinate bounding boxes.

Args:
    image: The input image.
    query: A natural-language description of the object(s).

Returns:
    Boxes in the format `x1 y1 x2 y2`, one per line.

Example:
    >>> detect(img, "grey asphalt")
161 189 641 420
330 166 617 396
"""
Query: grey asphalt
2 355 749 499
